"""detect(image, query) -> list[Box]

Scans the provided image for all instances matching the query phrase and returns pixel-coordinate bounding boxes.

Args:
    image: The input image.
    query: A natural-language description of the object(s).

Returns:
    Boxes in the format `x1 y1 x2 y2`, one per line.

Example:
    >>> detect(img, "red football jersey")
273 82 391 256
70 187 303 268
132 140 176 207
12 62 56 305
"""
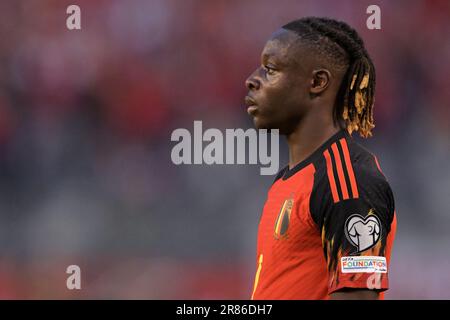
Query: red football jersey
251 130 397 299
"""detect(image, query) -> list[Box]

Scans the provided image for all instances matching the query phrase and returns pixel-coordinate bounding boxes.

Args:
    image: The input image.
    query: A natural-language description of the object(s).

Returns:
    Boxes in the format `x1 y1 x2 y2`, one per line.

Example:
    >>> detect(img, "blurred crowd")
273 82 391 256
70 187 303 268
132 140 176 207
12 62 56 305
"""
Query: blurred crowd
0 0 448 298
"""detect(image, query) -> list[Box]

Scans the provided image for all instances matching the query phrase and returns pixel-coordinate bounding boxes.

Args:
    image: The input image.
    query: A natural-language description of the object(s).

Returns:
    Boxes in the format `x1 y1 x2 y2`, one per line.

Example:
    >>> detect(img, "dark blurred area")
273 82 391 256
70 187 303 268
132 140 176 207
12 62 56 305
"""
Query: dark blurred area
0 0 448 298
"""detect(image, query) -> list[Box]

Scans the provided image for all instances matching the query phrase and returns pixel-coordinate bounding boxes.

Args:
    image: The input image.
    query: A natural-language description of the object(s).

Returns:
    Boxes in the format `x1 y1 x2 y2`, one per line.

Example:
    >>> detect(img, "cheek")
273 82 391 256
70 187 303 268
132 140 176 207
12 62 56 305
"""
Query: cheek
269 80 303 109
263 76 291 101
261 73 306 114
285 78 309 107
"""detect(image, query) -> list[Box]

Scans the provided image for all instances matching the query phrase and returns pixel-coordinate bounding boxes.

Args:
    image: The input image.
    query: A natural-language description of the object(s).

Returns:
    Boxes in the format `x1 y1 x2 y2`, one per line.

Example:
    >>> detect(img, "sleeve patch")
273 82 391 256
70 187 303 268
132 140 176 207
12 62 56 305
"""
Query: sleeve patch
344 211 381 253
341 256 387 273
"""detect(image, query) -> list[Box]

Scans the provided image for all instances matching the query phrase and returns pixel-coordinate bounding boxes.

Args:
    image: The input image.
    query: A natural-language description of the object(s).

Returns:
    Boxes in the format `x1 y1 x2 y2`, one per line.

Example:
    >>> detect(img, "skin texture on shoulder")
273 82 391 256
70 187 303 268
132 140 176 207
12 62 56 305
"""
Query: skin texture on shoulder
245 26 379 300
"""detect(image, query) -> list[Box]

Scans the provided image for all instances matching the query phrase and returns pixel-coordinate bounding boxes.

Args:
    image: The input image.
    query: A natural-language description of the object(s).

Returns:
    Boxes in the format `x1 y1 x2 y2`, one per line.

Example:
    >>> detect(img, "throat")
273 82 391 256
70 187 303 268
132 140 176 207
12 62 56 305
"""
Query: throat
287 125 341 169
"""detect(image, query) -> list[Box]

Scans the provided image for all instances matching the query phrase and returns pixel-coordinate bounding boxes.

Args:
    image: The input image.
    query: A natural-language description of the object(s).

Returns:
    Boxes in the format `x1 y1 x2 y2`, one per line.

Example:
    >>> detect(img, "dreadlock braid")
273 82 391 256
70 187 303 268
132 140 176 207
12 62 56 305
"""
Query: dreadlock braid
283 17 376 138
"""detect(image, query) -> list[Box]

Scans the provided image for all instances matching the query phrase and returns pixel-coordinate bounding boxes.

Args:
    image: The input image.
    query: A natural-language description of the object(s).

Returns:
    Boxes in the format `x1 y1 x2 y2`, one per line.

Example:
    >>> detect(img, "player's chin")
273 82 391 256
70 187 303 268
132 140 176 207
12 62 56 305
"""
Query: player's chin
249 108 280 130
252 117 281 132
252 115 271 130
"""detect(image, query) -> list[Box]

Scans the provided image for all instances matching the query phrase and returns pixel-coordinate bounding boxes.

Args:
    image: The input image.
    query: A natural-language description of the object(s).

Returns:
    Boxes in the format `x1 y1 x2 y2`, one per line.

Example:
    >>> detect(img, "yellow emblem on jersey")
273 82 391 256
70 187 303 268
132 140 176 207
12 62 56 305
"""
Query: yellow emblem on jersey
274 198 294 239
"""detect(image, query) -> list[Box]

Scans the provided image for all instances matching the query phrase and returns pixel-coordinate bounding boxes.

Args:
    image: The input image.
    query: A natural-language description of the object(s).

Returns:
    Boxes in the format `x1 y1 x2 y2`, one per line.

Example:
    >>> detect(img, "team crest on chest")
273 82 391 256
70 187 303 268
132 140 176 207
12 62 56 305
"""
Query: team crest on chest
274 197 294 239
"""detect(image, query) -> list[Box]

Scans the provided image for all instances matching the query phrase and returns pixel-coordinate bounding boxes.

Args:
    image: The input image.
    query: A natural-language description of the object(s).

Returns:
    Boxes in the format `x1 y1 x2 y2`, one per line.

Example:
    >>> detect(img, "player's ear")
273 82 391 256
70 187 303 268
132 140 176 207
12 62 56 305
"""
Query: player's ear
309 69 331 96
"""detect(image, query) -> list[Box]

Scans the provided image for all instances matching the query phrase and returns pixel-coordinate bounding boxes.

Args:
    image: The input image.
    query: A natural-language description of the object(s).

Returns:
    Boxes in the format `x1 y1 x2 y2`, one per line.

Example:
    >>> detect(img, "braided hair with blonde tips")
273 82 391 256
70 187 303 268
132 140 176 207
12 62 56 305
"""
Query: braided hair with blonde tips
283 17 376 138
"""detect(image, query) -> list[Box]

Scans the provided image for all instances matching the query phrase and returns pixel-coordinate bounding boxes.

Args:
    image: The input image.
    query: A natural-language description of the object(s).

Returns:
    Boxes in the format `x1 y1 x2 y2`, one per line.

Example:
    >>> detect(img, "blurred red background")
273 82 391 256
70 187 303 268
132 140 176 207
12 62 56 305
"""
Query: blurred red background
0 0 448 299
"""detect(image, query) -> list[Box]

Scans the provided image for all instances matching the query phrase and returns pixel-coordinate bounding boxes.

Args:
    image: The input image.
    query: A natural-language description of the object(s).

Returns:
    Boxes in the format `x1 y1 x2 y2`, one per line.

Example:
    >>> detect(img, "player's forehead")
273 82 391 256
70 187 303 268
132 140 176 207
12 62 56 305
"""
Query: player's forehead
260 28 303 65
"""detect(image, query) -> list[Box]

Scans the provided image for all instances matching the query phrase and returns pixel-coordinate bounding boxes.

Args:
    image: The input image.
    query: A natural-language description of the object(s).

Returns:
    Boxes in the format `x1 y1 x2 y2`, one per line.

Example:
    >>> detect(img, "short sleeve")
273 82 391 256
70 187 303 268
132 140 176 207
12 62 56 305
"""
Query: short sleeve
311 154 396 295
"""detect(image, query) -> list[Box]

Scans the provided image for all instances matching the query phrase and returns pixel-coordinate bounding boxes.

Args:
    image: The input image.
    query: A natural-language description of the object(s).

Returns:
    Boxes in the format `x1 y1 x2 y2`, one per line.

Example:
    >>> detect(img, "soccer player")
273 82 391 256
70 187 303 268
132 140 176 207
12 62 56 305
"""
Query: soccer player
245 17 397 300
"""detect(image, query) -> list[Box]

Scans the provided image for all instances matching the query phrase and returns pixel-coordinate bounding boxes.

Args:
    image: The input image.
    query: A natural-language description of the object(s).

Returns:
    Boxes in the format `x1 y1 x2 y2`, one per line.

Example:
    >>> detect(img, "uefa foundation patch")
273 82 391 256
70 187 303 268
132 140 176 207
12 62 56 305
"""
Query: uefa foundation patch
341 256 387 273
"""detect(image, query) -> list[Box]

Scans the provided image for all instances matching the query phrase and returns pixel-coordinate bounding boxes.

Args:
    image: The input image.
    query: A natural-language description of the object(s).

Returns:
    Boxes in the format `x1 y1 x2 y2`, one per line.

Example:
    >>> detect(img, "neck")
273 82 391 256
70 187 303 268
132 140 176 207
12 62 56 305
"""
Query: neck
286 112 341 170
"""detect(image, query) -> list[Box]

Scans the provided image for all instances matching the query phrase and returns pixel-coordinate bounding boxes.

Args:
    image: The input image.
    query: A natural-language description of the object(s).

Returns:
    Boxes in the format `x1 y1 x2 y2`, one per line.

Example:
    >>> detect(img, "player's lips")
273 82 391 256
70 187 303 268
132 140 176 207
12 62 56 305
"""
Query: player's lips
245 96 258 115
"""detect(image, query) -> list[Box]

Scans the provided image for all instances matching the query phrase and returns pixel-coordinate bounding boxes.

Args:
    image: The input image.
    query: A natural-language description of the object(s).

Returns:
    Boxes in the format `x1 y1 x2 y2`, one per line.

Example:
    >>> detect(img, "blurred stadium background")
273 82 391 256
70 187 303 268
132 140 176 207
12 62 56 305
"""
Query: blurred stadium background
0 0 448 299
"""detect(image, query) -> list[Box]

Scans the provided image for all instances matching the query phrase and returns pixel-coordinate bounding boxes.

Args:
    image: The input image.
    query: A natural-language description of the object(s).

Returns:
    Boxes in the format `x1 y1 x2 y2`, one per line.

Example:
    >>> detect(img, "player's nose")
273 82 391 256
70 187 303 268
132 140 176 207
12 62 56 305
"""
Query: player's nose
245 71 260 91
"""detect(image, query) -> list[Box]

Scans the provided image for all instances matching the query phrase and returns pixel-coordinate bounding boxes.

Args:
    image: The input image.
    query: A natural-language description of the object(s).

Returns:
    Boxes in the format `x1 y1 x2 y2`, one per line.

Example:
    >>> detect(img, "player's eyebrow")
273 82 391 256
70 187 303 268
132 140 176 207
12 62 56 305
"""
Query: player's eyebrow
261 52 285 67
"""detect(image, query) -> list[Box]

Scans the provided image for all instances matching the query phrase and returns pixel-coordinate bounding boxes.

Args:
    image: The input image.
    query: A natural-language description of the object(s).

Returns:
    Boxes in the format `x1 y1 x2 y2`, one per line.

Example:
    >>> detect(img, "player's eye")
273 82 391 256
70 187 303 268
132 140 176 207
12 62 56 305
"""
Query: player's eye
263 65 277 76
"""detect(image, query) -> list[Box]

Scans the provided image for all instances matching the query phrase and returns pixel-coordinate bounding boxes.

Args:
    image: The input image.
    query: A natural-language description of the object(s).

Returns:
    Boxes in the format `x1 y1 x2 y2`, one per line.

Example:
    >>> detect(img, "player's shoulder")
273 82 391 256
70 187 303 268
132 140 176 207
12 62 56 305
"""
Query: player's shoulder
311 132 393 205
344 136 388 180
342 135 391 190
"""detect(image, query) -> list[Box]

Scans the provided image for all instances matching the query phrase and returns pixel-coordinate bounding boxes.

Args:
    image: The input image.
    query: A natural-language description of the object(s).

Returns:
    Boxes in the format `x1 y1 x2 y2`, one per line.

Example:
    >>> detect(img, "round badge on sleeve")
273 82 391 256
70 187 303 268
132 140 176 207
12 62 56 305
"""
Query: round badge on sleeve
344 213 381 253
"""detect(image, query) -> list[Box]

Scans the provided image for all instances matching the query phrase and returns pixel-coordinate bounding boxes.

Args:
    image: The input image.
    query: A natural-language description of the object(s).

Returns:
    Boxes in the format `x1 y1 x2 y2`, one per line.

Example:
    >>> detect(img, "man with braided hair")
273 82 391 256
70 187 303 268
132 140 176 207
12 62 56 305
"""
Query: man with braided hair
245 17 396 300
